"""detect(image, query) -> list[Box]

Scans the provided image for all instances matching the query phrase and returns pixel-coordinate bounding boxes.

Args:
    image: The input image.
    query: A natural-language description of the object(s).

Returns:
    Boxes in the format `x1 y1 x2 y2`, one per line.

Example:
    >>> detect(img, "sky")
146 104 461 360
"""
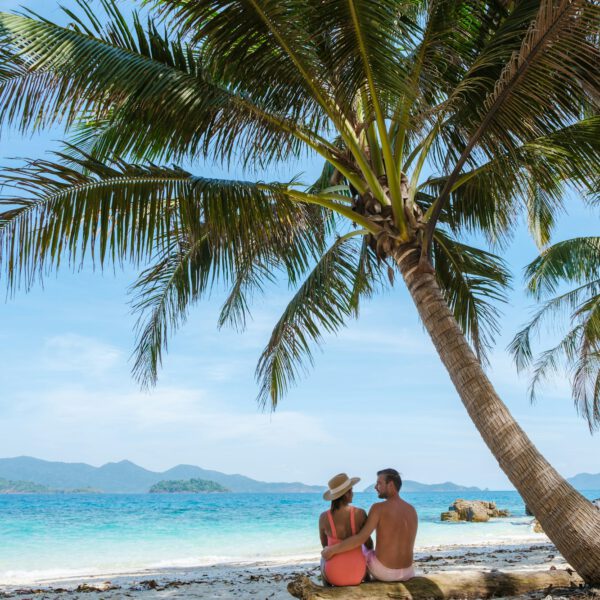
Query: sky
0 0 599 491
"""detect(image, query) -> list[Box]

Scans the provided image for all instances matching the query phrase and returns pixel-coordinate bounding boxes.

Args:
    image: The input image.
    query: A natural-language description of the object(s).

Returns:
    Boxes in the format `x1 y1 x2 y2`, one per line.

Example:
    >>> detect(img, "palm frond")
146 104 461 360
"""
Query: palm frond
391 0 512 153
509 280 600 371
148 0 334 124
255 234 385 408
573 294 600 429
510 235 600 430
217 203 330 332
432 229 510 362
525 237 600 299
0 149 314 291
423 118 600 246
427 0 600 240
445 1 600 162
0 3 325 166
130 232 213 387
528 325 582 401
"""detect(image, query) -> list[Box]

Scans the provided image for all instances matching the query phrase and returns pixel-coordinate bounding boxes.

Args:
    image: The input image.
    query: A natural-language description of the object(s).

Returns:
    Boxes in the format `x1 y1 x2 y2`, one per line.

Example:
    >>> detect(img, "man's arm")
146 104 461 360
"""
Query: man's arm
321 505 380 559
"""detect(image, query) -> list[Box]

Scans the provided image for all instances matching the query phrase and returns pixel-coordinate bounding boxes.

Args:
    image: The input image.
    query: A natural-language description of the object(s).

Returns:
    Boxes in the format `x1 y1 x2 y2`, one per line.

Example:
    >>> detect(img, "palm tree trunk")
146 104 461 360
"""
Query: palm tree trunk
394 244 600 585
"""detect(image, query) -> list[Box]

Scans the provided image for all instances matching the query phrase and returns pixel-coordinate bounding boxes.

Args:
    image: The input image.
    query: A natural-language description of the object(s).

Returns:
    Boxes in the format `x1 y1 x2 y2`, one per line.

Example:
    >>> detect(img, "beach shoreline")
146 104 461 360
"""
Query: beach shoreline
0 540 578 599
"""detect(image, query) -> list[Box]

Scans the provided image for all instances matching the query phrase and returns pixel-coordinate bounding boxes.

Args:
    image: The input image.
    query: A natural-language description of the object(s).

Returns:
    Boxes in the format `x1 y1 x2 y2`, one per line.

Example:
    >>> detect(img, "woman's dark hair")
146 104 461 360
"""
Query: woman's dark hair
331 489 352 513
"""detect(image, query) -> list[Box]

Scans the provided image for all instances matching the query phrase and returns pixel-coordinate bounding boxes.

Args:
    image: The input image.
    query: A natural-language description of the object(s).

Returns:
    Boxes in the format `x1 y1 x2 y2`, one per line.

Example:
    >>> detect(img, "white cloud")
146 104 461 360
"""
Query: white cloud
13 383 332 449
41 334 122 376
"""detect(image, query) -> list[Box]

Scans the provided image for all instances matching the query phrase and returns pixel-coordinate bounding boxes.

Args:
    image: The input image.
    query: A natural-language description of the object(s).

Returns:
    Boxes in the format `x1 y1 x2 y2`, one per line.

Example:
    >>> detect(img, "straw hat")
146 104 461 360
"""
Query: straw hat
323 473 361 501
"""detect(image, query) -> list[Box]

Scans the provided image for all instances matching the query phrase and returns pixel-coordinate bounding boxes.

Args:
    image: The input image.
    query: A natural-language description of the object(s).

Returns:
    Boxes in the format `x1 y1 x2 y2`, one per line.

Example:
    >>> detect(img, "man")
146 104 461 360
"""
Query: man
321 468 417 582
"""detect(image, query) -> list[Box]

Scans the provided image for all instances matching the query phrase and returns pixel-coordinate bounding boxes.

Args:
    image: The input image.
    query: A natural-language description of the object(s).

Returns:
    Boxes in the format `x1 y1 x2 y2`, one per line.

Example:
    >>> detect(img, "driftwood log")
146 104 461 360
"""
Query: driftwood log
288 569 584 599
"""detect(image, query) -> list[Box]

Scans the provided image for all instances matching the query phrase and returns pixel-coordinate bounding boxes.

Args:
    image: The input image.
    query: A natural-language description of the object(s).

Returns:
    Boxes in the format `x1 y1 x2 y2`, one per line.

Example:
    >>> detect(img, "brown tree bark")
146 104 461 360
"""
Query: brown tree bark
288 569 584 600
393 244 600 584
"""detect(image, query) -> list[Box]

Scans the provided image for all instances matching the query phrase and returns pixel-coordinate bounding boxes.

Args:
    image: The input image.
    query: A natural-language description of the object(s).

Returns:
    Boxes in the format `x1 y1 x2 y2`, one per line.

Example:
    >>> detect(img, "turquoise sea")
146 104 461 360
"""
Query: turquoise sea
1 490 599 584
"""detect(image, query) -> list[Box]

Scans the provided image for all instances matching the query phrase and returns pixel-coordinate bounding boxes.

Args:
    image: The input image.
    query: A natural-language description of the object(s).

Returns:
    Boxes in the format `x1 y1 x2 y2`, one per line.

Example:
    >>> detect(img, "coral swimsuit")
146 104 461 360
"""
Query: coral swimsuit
324 506 367 586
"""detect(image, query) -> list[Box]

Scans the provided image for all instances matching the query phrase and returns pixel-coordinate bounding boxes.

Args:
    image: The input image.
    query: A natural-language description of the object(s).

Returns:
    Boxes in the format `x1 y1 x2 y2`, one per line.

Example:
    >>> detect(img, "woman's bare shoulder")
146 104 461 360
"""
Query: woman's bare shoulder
353 506 368 525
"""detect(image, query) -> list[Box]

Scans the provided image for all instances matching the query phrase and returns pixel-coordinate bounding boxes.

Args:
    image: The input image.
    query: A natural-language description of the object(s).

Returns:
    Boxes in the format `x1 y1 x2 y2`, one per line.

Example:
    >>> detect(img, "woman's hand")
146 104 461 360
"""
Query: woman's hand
321 545 337 560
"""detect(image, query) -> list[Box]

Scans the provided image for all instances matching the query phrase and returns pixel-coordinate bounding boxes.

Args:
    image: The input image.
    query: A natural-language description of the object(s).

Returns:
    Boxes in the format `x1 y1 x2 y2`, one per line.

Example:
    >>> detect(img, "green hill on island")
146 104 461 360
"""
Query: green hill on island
0 477 51 493
0 477 99 494
149 478 229 493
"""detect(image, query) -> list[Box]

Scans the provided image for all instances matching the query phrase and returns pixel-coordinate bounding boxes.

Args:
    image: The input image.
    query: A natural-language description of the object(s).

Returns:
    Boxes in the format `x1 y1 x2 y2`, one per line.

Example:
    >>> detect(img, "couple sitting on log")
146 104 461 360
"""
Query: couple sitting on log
319 468 418 587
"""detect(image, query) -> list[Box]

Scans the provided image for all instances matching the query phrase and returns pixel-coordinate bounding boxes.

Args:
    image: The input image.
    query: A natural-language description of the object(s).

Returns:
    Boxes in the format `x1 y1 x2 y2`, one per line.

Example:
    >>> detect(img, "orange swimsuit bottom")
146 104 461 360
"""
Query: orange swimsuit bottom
323 506 367 586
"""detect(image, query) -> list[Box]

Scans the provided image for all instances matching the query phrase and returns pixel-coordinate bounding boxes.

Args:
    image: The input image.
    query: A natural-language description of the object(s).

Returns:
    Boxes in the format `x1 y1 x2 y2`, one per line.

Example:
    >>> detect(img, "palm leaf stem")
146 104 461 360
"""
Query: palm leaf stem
275 187 381 235
408 120 440 207
243 0 386 204
338 229 368 242
389 0 436 172
347 0 405 234
360 89 384 178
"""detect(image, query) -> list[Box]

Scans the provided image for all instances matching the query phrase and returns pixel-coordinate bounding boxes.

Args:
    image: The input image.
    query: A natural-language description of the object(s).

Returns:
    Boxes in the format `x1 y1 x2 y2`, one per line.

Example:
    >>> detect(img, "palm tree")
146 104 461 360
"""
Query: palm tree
1 0 600 582
511 236 600 431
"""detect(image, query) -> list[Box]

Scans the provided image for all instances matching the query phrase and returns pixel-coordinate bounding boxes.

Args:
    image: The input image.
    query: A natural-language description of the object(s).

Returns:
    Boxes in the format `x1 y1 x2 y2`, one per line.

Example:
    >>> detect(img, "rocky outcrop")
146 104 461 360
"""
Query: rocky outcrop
440 499 510 522
593 498 600 510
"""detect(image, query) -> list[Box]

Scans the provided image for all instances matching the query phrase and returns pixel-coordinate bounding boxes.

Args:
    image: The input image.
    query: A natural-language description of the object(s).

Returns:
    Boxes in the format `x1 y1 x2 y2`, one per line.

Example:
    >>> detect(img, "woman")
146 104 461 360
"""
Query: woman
319 473 374 586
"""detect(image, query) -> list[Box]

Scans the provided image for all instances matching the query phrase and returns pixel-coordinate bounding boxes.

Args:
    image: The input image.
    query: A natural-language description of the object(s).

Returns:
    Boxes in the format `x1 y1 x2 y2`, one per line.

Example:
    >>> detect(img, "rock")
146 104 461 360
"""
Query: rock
525 505 533 516
466 504 491 522
440 499 510 522
441 511 460 522
592 498 600 510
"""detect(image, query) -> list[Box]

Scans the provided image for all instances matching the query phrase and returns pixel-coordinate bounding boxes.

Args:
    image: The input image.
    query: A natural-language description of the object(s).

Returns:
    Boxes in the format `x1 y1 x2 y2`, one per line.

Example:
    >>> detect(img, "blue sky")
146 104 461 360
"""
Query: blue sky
0 0 598 491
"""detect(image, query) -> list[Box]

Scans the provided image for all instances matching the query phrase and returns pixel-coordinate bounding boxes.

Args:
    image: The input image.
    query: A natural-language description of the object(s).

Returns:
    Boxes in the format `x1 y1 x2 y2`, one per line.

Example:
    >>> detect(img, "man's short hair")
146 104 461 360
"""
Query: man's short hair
377 468 402 491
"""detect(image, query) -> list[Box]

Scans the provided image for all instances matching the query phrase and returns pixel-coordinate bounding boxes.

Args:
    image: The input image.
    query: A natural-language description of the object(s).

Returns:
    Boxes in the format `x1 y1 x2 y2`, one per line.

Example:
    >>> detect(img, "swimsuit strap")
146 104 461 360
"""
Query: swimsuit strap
350 506 357 535
326 510 338 539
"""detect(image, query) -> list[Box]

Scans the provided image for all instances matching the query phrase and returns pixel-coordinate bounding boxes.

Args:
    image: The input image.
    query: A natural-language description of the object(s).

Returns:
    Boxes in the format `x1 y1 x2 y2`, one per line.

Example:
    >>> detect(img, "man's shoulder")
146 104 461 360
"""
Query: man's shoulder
400 499 419 520
369 501 386 513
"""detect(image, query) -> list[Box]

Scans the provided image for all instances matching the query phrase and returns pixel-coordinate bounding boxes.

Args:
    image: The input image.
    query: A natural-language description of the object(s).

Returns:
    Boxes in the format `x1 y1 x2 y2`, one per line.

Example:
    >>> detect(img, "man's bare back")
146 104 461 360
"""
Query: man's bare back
321 469 418 577
370 495 417 568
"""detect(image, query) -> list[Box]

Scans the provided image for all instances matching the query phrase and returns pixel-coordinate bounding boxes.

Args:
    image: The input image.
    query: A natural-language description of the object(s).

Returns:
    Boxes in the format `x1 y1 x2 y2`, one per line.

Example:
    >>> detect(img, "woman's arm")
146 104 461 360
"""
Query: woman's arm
318 512 328 548
322 505 380 559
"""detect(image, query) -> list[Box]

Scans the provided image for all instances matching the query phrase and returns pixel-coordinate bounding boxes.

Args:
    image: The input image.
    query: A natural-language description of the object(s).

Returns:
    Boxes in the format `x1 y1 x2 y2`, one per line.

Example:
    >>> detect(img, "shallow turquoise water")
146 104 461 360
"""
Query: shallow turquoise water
1 490 598 583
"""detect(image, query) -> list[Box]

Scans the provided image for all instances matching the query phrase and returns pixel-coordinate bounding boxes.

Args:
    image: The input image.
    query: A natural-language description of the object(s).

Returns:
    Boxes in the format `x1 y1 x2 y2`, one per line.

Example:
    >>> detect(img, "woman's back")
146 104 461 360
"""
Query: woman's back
321 505 367 542
320 505 367 586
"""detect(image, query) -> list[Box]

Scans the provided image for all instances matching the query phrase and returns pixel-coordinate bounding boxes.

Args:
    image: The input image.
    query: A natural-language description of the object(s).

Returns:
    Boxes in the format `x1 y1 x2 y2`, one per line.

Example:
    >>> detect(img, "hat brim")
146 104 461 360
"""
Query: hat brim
323 476 361 501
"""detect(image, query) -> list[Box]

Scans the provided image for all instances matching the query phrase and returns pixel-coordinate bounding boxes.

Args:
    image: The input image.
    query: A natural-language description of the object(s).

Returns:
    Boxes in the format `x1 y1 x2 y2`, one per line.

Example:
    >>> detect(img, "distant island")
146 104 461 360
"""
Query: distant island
363 480 483 493
0 477 100 494
149 478 229 494
0 456 325 493
0 477 50 494
566 472 600 490
0 457 597 494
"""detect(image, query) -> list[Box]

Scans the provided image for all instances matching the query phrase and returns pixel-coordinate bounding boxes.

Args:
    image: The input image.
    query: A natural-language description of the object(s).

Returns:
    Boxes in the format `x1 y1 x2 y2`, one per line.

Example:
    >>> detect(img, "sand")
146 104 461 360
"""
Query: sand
1 542 595 600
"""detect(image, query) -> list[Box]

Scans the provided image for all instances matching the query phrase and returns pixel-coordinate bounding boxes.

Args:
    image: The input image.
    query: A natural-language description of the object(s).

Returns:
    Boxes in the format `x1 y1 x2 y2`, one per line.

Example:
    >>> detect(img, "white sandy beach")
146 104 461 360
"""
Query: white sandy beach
0 541 580 600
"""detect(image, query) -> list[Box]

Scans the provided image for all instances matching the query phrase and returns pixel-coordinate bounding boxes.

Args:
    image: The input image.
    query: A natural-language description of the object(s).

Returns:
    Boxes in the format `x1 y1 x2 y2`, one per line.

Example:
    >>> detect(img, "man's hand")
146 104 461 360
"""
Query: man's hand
321 546 336 560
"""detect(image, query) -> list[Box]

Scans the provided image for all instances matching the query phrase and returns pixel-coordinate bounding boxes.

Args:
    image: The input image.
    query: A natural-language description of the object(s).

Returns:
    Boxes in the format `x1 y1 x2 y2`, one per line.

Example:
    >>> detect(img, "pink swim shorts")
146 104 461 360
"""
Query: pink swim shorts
365 550 416 582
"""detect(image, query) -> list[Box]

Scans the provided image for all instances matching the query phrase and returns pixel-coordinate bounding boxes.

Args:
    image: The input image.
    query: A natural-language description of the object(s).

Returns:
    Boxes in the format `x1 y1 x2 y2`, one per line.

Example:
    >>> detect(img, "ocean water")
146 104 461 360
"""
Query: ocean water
1 490 598 584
